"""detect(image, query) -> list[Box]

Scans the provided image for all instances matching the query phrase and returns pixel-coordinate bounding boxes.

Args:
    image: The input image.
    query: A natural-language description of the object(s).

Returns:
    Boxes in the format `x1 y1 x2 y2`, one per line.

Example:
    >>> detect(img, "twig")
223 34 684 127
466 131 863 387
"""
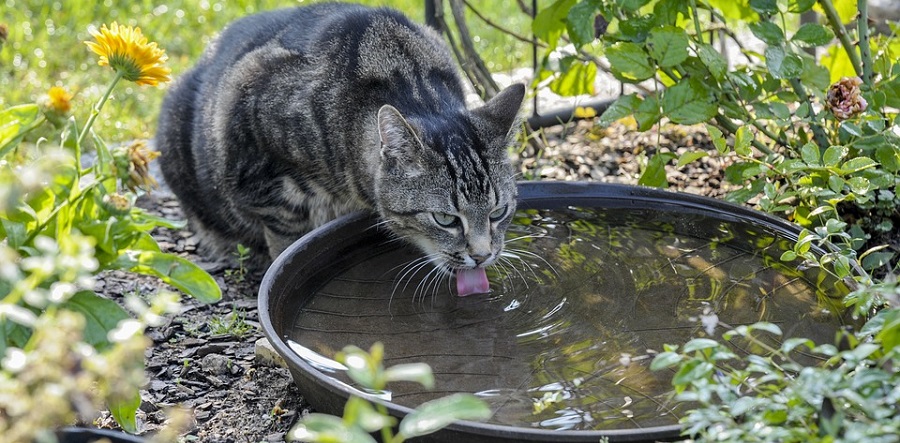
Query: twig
448 0 500 98
715 115 776 155
462 0 537 46
429 1 484 97
817 0 863 77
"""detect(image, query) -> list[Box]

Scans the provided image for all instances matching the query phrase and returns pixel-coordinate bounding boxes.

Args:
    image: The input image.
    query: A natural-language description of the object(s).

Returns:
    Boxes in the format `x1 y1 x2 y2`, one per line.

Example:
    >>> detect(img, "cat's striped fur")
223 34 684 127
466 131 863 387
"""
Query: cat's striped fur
156 3 525 271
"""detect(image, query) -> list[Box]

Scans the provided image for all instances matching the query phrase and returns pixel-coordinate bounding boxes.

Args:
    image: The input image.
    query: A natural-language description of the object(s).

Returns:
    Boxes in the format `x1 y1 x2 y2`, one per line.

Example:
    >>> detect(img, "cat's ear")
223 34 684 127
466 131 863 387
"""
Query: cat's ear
473 83 526 135
378 105 424 176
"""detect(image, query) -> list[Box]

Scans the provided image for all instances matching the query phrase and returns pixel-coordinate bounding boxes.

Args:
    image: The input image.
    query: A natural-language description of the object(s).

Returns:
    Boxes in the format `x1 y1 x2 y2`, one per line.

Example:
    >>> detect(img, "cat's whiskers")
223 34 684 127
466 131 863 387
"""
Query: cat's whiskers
389 253 442 307
495 254 530 289
502 246 559 277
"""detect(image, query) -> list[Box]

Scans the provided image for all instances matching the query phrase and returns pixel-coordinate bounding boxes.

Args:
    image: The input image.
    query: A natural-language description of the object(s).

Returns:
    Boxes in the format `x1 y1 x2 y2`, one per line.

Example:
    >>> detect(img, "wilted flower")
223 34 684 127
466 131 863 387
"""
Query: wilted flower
0 23 8 45
84 22 171 86
114 140 160 192
825 76 867 120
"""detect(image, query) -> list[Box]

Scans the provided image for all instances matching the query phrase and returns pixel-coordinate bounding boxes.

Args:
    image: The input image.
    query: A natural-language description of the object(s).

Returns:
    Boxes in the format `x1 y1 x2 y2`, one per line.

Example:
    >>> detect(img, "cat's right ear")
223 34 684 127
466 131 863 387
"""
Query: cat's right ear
378 105 424 177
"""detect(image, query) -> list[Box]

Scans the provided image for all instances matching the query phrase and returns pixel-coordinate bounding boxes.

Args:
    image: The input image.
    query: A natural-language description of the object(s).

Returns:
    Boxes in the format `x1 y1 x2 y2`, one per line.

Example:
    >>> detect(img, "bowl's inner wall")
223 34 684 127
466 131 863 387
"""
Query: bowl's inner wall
271 192 852 432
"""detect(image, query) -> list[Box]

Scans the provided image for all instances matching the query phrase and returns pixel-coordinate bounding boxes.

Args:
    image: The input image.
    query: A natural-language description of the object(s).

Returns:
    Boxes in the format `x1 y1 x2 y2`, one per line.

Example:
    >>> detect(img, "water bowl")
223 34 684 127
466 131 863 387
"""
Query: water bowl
259 182 856 443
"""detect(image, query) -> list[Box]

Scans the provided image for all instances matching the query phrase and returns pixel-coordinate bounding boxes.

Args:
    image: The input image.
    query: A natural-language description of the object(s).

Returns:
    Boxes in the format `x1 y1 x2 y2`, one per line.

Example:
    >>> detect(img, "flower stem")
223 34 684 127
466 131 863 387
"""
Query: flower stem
689 0 704 44
857 0 873 86
789 78 831 150
76 71 124 164
817 0 863 77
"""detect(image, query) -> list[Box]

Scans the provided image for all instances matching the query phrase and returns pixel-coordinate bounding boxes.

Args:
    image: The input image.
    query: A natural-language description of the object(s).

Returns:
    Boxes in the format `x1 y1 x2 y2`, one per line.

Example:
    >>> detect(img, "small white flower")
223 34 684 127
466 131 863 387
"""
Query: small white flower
49 282 77 303
109 318 143 342
1 347 27 372
701 311 719 336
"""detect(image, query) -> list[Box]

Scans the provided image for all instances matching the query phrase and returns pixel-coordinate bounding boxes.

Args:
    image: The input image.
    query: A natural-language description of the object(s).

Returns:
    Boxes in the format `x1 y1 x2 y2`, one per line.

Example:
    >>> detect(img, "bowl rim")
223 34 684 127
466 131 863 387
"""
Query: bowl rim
258 181 851 442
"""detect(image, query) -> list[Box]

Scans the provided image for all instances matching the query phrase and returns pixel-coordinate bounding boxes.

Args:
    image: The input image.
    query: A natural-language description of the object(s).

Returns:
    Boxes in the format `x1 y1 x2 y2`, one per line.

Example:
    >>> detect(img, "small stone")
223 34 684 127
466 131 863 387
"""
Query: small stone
255 337 287 369
200 353 231 375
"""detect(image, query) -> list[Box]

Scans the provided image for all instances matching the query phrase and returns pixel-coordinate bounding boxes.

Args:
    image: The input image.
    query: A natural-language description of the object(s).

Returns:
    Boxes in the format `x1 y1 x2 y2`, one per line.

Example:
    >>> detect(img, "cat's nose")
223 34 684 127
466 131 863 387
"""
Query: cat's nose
470 253 492 266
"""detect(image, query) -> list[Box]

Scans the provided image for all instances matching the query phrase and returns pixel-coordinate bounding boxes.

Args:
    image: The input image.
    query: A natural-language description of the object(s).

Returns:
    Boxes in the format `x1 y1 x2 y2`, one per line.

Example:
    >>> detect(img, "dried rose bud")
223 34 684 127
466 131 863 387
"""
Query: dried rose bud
825 76 867 120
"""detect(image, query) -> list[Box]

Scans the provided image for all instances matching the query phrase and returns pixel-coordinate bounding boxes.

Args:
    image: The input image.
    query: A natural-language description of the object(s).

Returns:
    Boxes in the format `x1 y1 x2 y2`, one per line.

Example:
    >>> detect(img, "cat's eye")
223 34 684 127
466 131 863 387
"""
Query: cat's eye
432 212 460 228
489 204 508 222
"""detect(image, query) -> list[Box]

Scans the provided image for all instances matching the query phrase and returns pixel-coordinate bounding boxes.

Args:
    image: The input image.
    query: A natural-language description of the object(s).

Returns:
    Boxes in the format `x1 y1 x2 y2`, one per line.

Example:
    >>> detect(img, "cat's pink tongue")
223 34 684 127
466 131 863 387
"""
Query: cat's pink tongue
456 268 490 297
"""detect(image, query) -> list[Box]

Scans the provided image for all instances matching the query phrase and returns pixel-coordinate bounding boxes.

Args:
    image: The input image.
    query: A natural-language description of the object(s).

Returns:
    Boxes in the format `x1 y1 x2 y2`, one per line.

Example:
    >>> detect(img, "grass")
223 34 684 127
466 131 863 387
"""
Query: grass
1 0 533 142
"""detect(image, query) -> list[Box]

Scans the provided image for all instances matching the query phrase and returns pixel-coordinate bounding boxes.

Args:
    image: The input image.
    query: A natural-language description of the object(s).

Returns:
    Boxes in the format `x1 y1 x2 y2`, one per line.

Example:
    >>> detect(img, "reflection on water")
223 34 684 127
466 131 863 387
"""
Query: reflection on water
287 206 851 431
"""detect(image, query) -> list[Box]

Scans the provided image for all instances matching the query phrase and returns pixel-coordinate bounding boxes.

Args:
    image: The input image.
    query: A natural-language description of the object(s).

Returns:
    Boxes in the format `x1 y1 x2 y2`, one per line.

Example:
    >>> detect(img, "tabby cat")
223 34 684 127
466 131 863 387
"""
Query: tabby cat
156 3 525 294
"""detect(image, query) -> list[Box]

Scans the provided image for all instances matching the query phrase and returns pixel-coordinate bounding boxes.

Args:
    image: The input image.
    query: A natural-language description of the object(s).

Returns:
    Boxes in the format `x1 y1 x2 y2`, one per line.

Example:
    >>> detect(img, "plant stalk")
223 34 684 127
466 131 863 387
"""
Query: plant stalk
817 0 863 77
714 115 775 155
857 0 873 86
75 71 124 158
689 0 704 44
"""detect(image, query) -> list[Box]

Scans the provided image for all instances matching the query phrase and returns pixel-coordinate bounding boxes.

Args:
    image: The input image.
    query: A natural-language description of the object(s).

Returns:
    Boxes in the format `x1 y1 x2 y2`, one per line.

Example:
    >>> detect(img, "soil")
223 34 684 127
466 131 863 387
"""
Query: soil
93 120 738 442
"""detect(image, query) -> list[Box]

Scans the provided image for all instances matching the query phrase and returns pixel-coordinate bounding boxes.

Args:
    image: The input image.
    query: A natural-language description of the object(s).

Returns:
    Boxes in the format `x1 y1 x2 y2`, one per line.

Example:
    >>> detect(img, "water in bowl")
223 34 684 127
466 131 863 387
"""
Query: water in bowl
286 206 852 431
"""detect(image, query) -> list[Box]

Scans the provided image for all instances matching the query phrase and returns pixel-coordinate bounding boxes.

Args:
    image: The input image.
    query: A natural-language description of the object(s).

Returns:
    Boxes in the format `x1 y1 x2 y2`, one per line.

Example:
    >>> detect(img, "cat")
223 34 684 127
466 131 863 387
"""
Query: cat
156 2 525 293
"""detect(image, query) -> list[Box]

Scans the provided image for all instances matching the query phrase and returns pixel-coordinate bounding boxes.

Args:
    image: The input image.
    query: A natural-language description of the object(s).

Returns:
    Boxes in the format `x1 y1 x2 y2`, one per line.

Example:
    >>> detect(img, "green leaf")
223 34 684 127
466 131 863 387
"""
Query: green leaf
677 151 708 167
0 104 41 157
765 46 804 79
781 337 815 353
792 23 834 47
549 58 597 96
61 291 132 351
113 250 222 303
749 0 778 13
706 124 728 153
672 359 715 386
780 250 798 261
751 322 783 336
607 41 656 82
734 126 753 156
708 0 756 19
634 94 661 130
750 21 785 46
822 145 848 166
343 397 395 433
533 0 578 49
696 43 728 80
108 388 141 434
598 94 641 126
566 0 601 48
661 77 717 125
861 251 894 271
399 394 491 439
384 363 434 388
682 338 721 353
650 351 683 370
875 144 900 173
646 26 690 68
619 0 653 12
290 413 377 443
788 0 816 12
847 176 871 194
800 141 820 165
840 157 878 174
638 153 674 188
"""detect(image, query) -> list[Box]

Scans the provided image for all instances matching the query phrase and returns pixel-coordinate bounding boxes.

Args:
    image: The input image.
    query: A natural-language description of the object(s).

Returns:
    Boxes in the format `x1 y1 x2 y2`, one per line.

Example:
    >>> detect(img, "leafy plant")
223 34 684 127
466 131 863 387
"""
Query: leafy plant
533 0 899 272
208 308 255 339
290 342 491 443
530 0 900 440
1 21 220 437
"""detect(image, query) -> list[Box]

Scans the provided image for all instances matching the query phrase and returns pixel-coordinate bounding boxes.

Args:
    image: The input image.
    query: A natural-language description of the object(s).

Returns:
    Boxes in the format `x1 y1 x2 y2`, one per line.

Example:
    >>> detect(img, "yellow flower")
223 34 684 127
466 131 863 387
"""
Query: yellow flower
47 86 73 114
573 106 597 119
84 22 171 86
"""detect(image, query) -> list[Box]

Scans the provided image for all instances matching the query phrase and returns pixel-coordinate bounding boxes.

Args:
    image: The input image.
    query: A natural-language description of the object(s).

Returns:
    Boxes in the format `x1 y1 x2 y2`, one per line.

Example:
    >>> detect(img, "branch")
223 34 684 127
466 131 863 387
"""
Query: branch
462 0 537 46
715 115 776 155
817 0 863 77
857 0 874 86
448 0 500 99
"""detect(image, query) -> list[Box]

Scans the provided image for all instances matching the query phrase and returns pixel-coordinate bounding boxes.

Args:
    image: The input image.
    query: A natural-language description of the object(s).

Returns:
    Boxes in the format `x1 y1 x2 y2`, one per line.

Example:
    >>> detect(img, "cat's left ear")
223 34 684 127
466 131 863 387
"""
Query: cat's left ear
378 104 425 177
473 83 526 140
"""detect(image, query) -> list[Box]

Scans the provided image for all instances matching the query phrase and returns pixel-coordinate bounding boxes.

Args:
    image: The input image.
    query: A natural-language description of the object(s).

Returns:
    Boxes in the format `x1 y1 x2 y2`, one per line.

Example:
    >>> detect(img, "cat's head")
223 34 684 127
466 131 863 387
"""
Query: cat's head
374 84 525 272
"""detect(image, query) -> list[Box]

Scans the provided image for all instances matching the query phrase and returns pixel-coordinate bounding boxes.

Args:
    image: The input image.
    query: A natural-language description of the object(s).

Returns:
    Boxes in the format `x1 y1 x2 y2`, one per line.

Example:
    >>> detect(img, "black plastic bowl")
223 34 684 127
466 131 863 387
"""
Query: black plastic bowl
259 181 854 443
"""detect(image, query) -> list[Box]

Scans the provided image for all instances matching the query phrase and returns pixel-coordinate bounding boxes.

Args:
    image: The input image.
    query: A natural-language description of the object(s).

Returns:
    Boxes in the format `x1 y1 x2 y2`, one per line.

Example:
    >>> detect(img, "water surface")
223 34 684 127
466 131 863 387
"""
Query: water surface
287 206 851 431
